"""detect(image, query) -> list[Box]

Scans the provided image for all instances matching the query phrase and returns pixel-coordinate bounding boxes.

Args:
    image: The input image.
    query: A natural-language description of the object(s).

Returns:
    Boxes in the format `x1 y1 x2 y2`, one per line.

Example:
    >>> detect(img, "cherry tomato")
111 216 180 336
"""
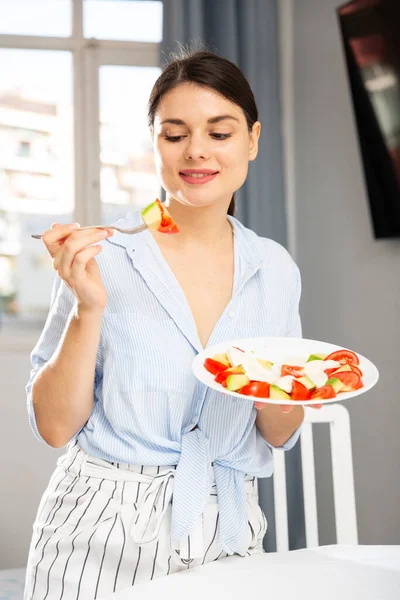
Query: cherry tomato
291 380 311 400
240 381 270 398
324 349 360 366
330 371 361 391
311 385 336 400
281 365 305 377
204 358 228 375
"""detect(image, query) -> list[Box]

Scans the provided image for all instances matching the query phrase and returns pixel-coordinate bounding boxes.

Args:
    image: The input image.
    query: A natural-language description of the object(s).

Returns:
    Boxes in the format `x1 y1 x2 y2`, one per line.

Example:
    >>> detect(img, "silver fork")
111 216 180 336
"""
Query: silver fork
31 223 149 239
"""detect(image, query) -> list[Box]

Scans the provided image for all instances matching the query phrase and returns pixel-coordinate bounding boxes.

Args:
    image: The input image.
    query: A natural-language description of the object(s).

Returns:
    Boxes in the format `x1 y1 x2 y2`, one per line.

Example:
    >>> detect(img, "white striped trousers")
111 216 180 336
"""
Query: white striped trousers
24 442 267 600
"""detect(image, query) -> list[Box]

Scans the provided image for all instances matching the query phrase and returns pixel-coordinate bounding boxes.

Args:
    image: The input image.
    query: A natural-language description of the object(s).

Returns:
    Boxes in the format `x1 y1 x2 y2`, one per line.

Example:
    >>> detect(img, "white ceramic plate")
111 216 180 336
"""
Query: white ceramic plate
192 337 379 406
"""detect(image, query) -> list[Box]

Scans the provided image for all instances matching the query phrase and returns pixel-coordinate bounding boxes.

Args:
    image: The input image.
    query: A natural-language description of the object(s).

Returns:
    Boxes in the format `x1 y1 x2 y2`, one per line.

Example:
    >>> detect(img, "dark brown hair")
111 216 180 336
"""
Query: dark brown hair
148 49 259 217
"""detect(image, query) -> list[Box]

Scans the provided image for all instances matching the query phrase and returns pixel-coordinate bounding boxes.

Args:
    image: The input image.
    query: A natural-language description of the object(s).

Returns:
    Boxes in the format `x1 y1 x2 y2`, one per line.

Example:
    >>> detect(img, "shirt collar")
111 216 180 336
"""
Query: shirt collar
106 209 264 352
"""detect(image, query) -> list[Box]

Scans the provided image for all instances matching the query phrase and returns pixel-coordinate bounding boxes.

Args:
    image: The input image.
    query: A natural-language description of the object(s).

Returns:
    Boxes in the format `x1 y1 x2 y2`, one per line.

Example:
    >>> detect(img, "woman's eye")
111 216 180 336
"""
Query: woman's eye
211 133 232 140
164 135 185 142
164 133 232 142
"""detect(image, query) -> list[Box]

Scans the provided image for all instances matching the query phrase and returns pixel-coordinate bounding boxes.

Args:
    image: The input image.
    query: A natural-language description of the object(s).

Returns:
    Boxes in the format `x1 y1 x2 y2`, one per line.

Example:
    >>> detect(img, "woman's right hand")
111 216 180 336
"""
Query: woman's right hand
42 223 114 313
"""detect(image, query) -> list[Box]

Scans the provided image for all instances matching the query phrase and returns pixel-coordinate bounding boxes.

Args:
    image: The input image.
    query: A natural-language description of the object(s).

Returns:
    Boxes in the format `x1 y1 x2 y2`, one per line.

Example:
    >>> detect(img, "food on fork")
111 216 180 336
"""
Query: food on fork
141 199 179 234
203 346 363 401
31 199 179 239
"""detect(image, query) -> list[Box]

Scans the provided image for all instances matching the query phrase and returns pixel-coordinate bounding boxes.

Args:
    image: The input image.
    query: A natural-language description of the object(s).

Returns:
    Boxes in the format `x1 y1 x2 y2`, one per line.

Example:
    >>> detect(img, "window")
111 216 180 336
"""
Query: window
0 49 74 324
84 0 163 42
99 65 161 223
0 0 162 336
17 141 31 158
0 0 72 38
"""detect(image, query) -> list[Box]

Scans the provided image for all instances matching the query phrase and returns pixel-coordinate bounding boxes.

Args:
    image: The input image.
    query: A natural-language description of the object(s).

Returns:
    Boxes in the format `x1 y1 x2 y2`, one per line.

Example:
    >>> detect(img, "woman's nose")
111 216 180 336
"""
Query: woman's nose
184 136 209 160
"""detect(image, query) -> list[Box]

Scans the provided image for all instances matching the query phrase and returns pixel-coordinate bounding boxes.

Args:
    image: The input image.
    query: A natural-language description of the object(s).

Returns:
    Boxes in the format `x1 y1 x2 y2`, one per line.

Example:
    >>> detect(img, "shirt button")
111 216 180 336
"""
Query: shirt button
229 310 235 318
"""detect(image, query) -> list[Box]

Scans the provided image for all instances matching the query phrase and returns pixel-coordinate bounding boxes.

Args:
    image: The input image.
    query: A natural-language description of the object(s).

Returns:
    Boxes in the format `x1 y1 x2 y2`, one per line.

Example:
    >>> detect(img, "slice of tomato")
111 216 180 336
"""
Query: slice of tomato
156 198 180 234
324 349 360 366
239 381 270 398
160 223 180 234
281 365 305 377
291 380 311 400
324 367 339 377
311 385 336 400
215 368 244 384
204 358 228 375
330 370 361 391
349 365 363 377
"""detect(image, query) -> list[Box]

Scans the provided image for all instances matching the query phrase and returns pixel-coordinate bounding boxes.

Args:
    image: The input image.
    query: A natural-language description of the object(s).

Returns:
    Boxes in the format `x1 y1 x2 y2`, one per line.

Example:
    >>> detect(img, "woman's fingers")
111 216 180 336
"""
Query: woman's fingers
52 229 111 276
255 402 323 412
69 245 103 283
280 403 323 412
280 403 323 411
42 223 80 258
254 402 295 413
254 401 267 410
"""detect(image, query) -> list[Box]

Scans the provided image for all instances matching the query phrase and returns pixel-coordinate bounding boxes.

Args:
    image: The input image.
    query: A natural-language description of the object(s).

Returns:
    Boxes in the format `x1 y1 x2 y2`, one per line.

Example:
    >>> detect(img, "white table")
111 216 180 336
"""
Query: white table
101 545 400 600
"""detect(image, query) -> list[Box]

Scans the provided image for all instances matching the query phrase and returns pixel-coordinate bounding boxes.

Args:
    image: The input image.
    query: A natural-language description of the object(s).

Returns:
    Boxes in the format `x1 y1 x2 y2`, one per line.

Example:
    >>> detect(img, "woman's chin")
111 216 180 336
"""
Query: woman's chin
168 190 215 208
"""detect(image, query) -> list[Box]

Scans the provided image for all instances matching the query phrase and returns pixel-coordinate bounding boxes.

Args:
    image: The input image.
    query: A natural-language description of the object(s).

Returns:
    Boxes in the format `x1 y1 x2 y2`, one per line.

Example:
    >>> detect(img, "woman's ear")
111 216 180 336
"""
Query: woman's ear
249 121 261 161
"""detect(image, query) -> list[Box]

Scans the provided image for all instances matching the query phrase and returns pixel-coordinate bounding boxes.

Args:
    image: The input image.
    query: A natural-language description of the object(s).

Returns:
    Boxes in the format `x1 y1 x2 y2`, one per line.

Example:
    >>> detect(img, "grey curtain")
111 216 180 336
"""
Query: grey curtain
160 0 305 551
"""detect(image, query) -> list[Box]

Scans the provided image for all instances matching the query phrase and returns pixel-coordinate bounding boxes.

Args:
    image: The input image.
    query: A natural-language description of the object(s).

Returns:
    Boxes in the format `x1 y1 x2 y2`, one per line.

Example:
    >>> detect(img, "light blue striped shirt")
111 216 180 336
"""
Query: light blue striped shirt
26 209 303 556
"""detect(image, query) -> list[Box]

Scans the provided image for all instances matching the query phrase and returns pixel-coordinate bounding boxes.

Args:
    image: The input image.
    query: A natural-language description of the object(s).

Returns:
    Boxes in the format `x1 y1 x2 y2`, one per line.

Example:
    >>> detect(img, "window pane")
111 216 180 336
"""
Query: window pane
0 0 71 37
84 0 163 42
99 66 161 223
0 50 74 327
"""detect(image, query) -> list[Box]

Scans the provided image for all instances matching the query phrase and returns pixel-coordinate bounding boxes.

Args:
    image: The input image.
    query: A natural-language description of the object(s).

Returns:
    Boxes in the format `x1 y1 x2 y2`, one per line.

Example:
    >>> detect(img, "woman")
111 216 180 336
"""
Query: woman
24 49 309 600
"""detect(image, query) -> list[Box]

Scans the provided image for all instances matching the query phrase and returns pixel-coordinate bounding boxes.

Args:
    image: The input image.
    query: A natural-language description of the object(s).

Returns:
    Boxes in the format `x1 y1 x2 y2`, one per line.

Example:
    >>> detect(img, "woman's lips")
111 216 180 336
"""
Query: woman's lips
179 171 219 185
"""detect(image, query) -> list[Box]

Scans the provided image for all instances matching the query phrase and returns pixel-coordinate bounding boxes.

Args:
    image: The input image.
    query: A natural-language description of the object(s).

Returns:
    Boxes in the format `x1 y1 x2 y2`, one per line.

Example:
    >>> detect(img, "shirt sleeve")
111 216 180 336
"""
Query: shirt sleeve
268 262 304 450
26 274 77 444
285 263 302 338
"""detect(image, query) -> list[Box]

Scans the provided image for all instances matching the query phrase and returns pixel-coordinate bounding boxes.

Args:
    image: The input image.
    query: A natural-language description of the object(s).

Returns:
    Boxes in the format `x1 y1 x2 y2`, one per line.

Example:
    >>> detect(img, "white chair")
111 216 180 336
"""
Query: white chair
272 403 358 551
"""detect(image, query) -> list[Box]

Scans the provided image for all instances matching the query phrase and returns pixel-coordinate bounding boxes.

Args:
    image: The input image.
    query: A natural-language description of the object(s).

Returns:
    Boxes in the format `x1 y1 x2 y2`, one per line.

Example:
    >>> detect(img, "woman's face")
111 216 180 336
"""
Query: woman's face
152 82 260 209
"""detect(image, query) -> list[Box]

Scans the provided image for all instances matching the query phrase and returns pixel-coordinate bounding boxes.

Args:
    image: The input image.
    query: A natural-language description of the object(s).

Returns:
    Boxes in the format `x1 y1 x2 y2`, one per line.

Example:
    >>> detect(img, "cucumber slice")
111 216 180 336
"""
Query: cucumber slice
141 200 162 230
256 358 274 370
226 374 250 391
297 376 316 390
306 353 328 362
326 377 346 393
331 364 352 374
269 385 290 400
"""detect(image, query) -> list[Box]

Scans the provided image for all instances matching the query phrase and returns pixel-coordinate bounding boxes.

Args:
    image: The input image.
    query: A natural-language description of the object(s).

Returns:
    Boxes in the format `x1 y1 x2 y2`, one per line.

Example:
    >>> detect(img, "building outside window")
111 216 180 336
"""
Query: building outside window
0 0 162 334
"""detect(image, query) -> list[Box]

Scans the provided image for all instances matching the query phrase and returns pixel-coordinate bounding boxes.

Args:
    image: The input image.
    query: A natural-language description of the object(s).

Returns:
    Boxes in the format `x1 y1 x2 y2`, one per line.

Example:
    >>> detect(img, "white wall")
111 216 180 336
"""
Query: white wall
291 0 400 544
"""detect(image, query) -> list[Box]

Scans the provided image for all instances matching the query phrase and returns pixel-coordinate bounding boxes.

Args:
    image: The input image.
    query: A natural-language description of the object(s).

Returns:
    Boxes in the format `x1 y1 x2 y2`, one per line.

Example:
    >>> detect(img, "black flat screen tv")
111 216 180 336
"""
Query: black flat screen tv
337 0 400 238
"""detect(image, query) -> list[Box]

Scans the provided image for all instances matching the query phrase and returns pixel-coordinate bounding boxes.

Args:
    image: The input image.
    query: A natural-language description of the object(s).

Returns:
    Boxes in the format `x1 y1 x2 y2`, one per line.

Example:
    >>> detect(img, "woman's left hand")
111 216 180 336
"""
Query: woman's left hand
254 401 323 412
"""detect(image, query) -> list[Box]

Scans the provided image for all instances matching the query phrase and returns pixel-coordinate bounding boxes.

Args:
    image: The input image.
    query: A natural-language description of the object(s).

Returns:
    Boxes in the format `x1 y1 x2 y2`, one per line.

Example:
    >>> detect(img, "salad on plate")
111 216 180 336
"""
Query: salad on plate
203 345 364 402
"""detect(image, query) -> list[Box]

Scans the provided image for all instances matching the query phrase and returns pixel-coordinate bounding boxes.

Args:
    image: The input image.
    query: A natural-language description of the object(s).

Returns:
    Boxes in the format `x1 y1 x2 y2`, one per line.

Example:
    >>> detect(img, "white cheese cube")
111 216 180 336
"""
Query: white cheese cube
307 371 328 389
304 360 340 376
275 375 295 393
